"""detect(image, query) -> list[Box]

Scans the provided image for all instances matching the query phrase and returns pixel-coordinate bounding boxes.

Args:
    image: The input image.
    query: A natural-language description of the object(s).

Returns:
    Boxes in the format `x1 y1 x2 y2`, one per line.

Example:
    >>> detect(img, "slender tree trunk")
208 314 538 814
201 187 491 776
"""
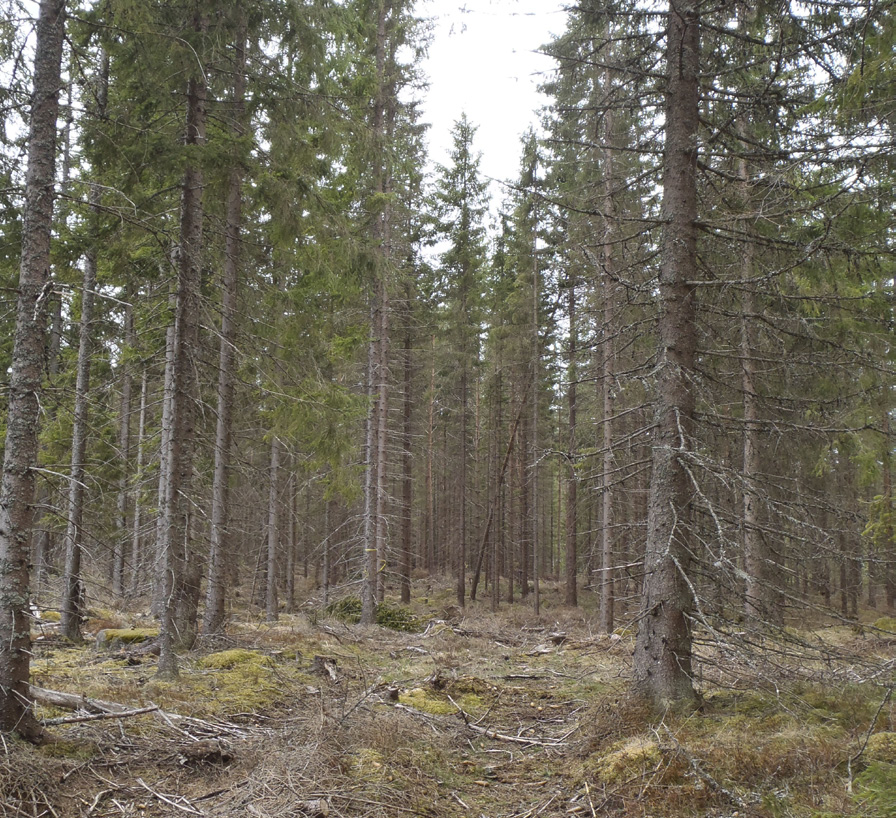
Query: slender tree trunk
286 472 296 613
565 281 578 607
400 323 413 604
426 341 436 572
203 18 246 636
129 372 148 596
598 96 618 634
531 241 540 616
266 437 281 621
59 213 98 642
632 0 700 710
883 411 895 610
736 127 767 624
113 301 133 598
0 0 66 741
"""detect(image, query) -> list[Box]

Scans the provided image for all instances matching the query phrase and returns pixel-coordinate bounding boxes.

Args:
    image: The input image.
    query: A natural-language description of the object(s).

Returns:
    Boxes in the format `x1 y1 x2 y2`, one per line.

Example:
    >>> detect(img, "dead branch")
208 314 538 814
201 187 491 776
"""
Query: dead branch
136 777 205 815
447 695 569 747
41 704 159 726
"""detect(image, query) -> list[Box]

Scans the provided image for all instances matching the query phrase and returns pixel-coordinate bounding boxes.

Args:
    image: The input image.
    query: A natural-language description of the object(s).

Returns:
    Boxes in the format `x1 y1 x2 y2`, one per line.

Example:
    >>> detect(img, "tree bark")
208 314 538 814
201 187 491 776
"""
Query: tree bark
157 10 208 676
59 213 98 642
129 371 148 596
0 0 66 741
632 0 700 710
204 16 246 636
361 0 392 624
266 436 281 621
113 300 133 598
564 280 578 607
400 321 413 604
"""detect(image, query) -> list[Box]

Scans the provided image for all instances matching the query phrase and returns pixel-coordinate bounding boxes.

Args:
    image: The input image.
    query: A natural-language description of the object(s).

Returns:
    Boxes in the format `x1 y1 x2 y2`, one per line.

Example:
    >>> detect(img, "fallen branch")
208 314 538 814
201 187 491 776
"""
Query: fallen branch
42 704 158 726
137 777 205 816
30 685 130 715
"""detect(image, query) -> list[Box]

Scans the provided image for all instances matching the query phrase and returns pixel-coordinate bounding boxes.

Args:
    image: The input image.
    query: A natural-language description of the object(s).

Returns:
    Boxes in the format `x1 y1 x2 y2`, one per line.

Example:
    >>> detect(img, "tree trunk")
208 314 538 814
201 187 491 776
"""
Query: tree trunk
564 280 578 607
59 211 98 642
266 436 281 621
400 322 413 604
203 17 246 636
129 372 148 596
113 300 133 598
0 0 66 741
632 0 700 710
157 12 208 676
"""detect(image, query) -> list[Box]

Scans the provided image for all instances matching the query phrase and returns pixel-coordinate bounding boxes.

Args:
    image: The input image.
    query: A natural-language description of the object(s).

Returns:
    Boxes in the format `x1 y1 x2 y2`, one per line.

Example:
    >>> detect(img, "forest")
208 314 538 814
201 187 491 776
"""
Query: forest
0 0 895 815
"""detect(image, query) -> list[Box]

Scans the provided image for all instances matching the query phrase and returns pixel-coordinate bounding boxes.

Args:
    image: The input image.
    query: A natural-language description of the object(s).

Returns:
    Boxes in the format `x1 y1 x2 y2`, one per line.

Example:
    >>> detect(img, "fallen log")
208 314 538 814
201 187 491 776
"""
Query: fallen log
29 685 131 714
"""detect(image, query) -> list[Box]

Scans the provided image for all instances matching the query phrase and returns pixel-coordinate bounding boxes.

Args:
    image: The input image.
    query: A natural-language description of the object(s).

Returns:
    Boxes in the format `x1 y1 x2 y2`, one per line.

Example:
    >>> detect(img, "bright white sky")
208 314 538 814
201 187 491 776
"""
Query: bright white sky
419 0 569 211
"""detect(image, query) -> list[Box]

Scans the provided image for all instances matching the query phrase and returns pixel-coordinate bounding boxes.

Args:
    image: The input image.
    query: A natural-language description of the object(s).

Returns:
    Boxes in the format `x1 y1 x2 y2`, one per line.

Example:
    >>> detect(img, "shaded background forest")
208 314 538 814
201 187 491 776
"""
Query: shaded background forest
1 0 894 679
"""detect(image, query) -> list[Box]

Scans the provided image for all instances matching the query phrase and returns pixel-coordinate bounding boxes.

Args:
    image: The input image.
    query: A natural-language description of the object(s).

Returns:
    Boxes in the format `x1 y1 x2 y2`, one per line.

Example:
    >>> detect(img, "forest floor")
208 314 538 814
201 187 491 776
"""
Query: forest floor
3 579 896 818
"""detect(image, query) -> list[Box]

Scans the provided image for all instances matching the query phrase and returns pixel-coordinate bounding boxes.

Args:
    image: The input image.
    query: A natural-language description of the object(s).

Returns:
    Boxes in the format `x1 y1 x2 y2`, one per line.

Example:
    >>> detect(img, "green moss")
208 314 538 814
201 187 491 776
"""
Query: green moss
587 736 662 784
350 748 387 782
39 740 97 761
38 610 60 623
197 649 268 669
873 617 896 632
95 628 158 646
398 687 456 716
866 733 896 764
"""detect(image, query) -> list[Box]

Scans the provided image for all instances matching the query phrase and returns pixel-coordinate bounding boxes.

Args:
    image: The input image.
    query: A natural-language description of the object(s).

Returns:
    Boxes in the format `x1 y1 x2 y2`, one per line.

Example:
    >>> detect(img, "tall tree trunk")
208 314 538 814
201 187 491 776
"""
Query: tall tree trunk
598 92 618 634
632 0 700 710
361 0 393 623
458 363 468 607
400 322 413 604
531 237 540 616
113 300 133 598
59 213 98 642
564 280 578 607
203 17 247 636
0 0 66 741
157 10 208 676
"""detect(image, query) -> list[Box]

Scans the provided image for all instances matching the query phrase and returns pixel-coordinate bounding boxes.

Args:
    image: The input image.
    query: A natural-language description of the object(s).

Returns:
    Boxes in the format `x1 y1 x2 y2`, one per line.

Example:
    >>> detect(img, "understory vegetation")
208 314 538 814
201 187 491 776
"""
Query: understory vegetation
4 577 895 818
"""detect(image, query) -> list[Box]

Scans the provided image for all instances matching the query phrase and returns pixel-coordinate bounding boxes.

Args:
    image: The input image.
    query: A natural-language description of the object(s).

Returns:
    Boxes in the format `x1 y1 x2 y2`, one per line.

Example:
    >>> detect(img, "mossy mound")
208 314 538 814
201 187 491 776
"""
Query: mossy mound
873 616 896 632
398 687 456 716
866 732 896 764
589 736 662 784
94 628 158 648
38 610 61 623
197 649 268 670
325 597 421 632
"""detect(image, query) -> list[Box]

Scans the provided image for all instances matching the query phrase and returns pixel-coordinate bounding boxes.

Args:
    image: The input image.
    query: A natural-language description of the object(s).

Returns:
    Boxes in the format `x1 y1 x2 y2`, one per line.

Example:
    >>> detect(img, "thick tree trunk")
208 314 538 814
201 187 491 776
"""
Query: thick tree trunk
204 18 246 636
157 16 208 675
0 0 66 741
632 0 700 710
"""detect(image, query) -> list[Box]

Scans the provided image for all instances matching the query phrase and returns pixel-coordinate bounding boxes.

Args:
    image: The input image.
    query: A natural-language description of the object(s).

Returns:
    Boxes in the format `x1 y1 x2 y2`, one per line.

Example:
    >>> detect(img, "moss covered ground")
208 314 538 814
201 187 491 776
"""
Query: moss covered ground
3 580 895 818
